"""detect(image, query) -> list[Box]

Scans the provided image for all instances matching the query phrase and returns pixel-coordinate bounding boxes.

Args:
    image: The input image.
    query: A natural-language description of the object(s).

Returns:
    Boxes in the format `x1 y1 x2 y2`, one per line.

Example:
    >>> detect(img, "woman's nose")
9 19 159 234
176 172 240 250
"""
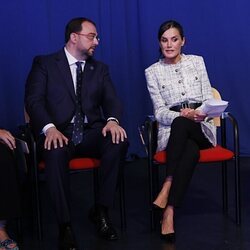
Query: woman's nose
167 41 172 47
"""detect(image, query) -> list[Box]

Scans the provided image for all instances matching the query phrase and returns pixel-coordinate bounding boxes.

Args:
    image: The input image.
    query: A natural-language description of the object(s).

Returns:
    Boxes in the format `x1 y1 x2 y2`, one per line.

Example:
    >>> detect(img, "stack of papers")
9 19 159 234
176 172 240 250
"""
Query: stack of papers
199 98 229 117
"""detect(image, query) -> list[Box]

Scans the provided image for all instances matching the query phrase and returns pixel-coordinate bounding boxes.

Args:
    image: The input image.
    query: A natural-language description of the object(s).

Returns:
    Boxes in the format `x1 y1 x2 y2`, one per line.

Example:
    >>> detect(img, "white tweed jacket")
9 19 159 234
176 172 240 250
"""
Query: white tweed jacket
145 54 217 151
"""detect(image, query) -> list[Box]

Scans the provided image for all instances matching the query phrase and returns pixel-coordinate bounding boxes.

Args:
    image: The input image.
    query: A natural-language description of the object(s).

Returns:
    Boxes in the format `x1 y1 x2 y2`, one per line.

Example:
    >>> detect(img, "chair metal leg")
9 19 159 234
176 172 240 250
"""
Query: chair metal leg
221 112 241 225
221 161 228 214
119 167 126 230
234 155 241 225
148 157 155 230
32 142 42 241
93 168 99 204
34 177 42 241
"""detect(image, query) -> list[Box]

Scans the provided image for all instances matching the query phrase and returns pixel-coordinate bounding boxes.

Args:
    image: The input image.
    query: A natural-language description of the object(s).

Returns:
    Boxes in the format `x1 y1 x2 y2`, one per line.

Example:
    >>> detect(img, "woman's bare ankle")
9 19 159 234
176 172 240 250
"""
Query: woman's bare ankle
161 206 174 234
153 180 172 208
153 193 167 208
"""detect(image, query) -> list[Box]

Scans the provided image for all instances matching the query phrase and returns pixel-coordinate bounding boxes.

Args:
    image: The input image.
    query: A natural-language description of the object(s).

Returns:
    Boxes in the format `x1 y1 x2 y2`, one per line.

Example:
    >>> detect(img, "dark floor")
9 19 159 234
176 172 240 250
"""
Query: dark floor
9 157 250 250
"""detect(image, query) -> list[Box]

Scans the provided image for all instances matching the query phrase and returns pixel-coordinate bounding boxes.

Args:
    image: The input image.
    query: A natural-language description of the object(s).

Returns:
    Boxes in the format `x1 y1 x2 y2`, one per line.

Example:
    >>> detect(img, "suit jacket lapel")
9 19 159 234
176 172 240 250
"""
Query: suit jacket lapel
82 59 95 96
83 59 95 81
55 50 76 101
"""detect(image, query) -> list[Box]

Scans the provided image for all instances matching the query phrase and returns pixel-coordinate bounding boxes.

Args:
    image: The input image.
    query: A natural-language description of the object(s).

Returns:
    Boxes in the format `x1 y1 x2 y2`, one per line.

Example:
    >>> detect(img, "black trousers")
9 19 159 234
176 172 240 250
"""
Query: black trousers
39 125 129 224
0 143 20 220
166 117 212 207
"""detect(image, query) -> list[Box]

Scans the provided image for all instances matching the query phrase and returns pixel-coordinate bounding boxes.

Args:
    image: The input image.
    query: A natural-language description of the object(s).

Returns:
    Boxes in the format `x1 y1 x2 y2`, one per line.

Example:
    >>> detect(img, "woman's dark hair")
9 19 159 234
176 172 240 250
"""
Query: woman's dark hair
158 20 184 41
65 17 96 43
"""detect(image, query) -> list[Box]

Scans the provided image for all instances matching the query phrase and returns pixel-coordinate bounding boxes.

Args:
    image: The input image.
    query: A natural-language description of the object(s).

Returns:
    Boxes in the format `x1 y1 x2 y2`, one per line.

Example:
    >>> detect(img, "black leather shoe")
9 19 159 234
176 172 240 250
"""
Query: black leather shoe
89 205 118 241
58 224 77 250
160 232 176 243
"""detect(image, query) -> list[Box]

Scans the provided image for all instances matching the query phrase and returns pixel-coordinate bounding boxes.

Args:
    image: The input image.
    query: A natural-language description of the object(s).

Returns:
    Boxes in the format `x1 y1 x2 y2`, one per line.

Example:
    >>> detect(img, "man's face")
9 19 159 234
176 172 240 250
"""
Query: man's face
75 21 99 58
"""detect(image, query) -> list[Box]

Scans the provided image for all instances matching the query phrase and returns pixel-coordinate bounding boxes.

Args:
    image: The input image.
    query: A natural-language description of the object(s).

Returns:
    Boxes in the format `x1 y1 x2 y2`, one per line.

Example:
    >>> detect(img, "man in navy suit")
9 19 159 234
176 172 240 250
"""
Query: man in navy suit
25 17 128 249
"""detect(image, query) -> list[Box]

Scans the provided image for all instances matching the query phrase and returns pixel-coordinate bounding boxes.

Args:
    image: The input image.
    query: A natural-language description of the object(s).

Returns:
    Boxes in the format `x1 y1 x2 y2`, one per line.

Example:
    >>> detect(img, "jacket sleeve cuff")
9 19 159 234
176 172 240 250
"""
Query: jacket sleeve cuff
107 117 119 125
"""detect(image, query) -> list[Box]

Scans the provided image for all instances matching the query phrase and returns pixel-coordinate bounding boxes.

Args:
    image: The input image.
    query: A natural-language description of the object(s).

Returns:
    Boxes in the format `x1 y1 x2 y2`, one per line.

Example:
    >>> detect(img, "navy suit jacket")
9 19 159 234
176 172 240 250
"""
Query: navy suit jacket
25 49 122 136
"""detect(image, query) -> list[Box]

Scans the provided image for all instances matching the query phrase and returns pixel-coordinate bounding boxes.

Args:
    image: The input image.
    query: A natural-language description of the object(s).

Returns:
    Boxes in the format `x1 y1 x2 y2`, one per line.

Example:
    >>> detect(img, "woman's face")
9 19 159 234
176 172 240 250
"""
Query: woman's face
159 27 185 64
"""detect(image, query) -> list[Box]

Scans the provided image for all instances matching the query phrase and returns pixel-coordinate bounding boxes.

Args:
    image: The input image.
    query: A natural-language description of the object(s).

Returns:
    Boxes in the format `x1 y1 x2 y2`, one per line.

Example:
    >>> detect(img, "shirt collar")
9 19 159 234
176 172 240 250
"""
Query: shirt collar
64 47 85 66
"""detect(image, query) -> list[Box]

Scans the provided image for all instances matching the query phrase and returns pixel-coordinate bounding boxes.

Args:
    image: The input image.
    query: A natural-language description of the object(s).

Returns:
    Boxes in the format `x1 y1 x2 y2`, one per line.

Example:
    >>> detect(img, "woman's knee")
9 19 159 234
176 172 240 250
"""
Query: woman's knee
171 116 190 131
172 116 198 131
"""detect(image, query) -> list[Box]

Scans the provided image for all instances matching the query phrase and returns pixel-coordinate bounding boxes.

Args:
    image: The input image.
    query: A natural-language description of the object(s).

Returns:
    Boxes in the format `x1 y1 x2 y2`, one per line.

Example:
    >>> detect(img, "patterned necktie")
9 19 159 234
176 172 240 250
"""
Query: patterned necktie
72 61 84 145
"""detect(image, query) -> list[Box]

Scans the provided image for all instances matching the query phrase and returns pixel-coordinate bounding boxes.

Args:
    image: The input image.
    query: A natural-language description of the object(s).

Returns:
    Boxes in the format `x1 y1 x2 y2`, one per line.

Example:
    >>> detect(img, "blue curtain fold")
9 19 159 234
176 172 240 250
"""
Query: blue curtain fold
0 0 249 156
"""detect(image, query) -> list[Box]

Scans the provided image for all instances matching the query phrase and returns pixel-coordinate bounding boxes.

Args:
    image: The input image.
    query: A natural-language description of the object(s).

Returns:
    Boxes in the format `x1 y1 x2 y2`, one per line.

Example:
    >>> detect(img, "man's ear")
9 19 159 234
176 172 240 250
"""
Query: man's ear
70 33 78 43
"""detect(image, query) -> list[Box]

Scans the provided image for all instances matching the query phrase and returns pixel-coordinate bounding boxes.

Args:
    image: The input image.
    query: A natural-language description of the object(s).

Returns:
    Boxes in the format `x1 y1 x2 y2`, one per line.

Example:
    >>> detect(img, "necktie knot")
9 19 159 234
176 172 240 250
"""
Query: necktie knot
76 61 83 78
76 61 82 69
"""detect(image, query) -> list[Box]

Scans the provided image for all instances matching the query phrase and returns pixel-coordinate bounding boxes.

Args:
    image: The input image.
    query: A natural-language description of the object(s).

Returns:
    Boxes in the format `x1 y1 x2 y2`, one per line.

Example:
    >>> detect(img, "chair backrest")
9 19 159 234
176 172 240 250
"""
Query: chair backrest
211 87 221 127
138 116 158 156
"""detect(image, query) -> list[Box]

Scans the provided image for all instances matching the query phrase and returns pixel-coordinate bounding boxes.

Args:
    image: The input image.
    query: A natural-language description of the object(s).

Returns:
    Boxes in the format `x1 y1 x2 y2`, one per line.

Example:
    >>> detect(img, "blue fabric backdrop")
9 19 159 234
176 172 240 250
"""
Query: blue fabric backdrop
0 0 249 156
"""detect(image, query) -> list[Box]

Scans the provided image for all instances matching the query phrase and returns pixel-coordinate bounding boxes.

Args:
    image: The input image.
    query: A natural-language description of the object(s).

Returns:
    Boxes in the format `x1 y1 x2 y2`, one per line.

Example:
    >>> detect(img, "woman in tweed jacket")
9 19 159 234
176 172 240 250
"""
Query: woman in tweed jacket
145 20 216 242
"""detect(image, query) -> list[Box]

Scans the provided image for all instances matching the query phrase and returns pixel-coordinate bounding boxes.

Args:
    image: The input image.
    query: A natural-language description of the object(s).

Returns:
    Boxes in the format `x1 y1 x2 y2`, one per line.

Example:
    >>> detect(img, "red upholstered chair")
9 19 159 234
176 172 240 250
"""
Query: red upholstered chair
21 119 126 241
138 88 241 230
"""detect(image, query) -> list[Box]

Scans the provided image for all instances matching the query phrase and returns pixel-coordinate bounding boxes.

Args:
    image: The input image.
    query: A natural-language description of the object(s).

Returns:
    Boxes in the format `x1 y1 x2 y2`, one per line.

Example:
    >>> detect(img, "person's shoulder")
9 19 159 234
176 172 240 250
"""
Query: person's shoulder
33 49 64 62
86 57 109 70
145 60 162 73
183 54 204 62
184 54 205 65
183 54 207 69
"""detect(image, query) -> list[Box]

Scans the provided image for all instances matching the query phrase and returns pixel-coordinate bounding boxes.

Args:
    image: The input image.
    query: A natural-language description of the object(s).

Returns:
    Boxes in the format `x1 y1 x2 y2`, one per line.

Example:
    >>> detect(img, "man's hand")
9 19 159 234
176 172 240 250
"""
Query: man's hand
0 129 16 150
180 108 206 122
44 127 68 150
102 121 127 144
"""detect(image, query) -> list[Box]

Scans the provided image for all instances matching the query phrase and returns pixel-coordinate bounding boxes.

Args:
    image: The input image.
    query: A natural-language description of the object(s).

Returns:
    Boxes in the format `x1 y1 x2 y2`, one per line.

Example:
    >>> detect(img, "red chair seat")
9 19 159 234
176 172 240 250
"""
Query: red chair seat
38 158 100 170
154 145 234 164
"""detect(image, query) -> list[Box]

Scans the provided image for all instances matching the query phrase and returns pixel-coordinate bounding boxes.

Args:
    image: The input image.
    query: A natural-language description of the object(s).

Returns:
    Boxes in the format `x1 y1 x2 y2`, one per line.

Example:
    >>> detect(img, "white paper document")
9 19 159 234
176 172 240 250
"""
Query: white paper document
199 98 229 118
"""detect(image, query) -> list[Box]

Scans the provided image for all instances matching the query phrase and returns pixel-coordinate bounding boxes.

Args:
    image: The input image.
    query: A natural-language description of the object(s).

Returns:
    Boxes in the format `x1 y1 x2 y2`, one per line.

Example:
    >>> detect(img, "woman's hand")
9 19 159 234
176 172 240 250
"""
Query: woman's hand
180 108 206 122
